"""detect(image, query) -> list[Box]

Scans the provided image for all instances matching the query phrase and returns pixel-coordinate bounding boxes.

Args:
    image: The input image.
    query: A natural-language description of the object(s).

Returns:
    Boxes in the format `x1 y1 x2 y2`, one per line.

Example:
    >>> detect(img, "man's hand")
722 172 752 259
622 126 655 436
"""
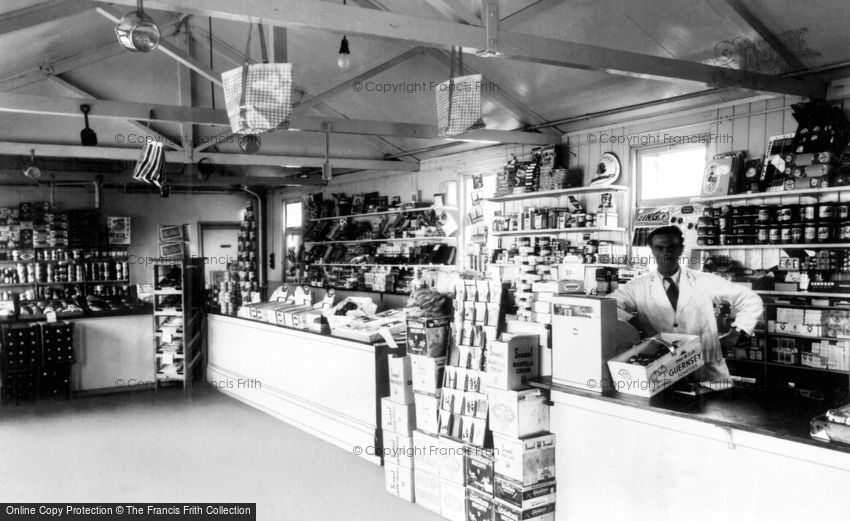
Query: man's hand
719 327 743 349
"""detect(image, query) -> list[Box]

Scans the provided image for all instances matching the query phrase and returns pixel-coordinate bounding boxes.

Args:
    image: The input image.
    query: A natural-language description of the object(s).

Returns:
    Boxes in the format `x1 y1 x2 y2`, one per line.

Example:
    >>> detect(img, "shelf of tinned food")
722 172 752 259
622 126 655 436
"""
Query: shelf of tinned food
694 243 849 250
491 226 626 236
486 184 628 202
755 290 850 299
308 205 458 222
310 263 456 269
305 236 456 245
692 185 850 204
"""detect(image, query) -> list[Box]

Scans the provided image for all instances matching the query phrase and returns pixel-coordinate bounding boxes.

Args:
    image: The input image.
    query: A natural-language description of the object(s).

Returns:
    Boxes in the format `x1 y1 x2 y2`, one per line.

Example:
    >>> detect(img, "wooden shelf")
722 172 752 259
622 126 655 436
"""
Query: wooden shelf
489 262 627 268
695 243 848 250
0 283 34 288
692 185 850 203
38 281 83 285
486 185 628 202
767 331 847 342
154 289 183 295
755 290 850 298
726 357 849 375
311 263 455 269
305 236 455 245
308 205 456 222
86 280 129 284
491 227 626 236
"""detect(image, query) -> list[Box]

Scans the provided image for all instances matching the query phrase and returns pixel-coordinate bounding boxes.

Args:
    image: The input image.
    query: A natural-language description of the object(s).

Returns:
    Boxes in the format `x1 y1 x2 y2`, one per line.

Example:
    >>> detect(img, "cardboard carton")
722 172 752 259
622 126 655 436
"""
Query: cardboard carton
382 431 414 468
413 429 441 475
493 499 556 521
486 336 539 390
411 354 446 395
465 448 495 495
439 436 468 484
414 469 441 514
381 397 415 435
486 388 550 438
467 488 494 521
388 355 414 404
494 474 556 509
493 433 556 486
407 315 450 357
384 462 414 502
440 479 467 521
606 333 703 398
415 391 442 434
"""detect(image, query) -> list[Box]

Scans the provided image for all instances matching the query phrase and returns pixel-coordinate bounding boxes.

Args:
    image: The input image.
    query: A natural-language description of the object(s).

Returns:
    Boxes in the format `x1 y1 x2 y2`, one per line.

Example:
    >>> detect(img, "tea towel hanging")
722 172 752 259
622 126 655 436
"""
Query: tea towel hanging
132 111 165 187
221 22 293 135
435 47 485 136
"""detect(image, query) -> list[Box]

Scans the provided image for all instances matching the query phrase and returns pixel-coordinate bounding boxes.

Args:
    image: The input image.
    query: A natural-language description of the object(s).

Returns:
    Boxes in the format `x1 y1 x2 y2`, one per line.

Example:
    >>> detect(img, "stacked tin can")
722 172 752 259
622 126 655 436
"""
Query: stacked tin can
702 201 850 246
237 200 258 304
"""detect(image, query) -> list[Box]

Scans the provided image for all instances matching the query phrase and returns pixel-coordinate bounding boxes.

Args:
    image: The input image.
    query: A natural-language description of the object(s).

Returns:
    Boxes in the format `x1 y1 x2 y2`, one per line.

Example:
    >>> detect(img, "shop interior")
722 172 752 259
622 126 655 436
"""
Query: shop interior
1 1 850 520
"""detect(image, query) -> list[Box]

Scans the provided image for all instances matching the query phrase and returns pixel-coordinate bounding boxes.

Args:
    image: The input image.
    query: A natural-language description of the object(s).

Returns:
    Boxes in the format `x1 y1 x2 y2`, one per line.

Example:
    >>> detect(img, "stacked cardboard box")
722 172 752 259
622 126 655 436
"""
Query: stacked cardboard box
383 355 417 502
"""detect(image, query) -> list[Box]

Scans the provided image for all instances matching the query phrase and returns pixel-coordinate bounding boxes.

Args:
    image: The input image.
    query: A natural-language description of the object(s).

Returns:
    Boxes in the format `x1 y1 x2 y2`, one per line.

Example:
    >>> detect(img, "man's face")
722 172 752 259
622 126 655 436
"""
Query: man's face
650 234 684 274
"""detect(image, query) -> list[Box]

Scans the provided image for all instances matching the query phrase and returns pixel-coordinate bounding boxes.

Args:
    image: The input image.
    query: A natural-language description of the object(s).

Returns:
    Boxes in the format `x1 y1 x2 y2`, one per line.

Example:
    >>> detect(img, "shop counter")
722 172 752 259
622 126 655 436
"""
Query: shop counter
532 377 850 520
206 313 390 465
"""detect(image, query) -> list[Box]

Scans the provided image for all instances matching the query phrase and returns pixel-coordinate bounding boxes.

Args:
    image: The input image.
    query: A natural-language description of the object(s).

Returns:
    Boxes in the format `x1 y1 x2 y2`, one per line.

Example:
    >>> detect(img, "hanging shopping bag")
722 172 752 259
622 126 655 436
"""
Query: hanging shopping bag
221 23 293 135
435 47 485 137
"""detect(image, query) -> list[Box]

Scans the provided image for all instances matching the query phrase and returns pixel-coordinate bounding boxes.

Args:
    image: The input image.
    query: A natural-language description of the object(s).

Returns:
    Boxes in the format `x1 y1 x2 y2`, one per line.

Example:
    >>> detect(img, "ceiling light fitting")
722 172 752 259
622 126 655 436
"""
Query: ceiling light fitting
115 0 161 53
23 150 42 179
337 0 351 69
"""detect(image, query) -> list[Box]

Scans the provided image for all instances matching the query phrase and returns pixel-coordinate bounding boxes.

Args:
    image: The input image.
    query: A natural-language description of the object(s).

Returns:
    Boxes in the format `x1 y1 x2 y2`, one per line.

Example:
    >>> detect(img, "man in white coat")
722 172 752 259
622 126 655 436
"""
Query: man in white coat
610 225 763 383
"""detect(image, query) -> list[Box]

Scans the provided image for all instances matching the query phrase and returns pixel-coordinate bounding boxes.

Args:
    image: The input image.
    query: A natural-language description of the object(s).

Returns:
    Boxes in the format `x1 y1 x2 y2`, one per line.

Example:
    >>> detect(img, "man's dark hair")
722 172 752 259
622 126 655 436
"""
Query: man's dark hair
648 225 684 246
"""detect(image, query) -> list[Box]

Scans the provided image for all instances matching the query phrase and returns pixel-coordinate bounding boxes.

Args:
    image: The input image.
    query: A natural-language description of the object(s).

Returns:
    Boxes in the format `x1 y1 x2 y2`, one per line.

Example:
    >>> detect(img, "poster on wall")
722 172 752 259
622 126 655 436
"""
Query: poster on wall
108 217 131 245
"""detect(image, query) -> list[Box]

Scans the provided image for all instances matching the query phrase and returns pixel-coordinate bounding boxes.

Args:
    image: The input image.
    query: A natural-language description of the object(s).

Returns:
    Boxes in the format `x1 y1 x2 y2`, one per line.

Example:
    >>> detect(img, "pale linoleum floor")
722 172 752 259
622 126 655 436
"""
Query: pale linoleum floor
0 387 442 521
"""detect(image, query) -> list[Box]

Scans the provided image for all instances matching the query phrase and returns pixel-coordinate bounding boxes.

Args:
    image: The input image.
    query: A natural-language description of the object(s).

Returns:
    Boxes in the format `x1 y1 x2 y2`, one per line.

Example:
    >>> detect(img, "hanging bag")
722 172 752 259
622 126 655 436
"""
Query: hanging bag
435 47 485 136
221 22 293 135
132 111 166 186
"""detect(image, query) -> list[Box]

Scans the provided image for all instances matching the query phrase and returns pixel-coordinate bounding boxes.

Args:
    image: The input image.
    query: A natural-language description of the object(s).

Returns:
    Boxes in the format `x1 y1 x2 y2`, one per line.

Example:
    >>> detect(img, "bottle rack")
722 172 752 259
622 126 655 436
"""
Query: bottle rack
152 259 204 392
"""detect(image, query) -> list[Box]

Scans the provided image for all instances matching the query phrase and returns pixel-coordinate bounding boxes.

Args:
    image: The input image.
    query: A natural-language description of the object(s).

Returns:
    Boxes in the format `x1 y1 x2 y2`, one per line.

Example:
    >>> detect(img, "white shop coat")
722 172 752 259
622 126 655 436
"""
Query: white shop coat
609 267 763 381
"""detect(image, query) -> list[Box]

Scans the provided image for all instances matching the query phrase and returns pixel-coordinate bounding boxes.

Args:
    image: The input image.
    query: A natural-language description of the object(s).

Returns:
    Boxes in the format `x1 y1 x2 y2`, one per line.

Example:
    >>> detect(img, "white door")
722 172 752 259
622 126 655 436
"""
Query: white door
201 226 239 286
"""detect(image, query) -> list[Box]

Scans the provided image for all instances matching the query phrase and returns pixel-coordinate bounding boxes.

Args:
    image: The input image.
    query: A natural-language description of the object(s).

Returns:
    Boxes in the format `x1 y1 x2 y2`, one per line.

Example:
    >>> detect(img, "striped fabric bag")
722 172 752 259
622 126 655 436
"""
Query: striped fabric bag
132 139 165 187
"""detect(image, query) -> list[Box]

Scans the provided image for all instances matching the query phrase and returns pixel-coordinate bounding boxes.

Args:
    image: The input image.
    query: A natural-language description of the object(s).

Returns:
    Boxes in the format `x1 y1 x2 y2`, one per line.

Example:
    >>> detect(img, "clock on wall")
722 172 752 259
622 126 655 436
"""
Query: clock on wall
590 152 621 185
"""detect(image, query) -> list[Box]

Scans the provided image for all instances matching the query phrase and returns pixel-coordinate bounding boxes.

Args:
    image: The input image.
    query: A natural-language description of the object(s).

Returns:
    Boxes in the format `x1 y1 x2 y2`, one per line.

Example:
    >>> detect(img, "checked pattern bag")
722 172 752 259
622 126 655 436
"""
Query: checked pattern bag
222 63 293 135
435 73 485 137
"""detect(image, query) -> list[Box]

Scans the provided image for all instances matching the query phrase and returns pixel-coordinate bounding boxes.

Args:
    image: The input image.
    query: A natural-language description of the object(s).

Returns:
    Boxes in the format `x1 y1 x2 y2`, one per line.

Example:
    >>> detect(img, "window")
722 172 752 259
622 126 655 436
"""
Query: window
283 201 303 281
636 144 707 205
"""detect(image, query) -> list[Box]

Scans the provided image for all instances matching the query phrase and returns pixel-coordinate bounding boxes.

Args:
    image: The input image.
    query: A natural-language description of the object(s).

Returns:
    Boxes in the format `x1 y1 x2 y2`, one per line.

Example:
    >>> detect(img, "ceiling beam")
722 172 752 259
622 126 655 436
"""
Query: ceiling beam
0 0 93 37
500 0 563 30
45 75 184 151
718 0 807 72
422 0 480 25
0 91 561 144
295 47 425 111
0 141 416 172
104 0 824 98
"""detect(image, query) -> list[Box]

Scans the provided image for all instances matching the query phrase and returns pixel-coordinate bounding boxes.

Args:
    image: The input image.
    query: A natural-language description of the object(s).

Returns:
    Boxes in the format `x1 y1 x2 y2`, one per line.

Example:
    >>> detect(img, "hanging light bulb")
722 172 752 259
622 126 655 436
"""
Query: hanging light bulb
115 0 161 52
337 36 351 69
336 0 350 69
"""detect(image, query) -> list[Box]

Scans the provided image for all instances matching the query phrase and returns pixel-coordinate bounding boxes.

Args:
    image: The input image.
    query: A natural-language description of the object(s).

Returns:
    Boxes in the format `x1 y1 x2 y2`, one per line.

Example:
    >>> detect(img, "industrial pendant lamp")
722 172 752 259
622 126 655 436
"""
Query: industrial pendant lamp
115 0 161 52
337 0 351 69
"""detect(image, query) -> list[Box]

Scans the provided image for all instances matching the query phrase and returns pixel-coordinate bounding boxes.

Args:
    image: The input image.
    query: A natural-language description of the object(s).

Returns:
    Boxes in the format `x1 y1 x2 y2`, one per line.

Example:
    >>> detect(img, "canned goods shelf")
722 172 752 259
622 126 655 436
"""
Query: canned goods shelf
491 227 626 236
692 185 850 203
695 243 849 250
487 185 628 202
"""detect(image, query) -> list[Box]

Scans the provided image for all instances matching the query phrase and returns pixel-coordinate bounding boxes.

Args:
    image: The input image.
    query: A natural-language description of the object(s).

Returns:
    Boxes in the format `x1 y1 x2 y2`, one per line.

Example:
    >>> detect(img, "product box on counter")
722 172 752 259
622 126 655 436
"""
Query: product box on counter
407 315 450 357
414 469 441 514
486 335 539 390
384 462 414 502
415 390 442 434
440 479 467 521
411 354 445 395
606 333 703 398
486 388 550 438
381 397 415 435
467 488 494 521
388 355 414 404
494 474 556 510
493 499 556 521
465 449 495 495
493 433 556 486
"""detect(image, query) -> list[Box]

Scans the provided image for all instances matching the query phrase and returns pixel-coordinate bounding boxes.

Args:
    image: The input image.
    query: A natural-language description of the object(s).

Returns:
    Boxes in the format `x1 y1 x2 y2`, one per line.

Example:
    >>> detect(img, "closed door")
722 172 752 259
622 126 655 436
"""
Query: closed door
201 225 239 286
